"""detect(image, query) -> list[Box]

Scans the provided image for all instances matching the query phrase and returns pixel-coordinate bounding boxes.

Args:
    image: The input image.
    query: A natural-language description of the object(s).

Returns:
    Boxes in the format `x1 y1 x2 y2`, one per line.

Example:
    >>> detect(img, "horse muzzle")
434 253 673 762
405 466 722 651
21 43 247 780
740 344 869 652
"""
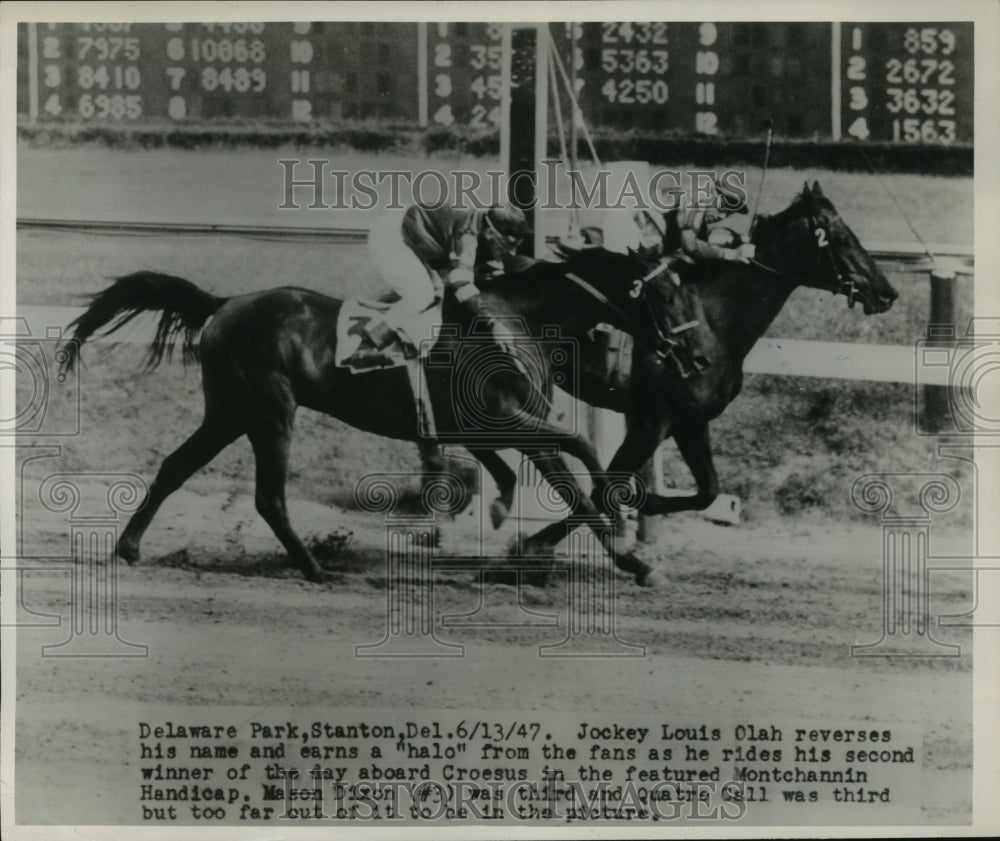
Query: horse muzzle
846 275 897 315
866 285 899 315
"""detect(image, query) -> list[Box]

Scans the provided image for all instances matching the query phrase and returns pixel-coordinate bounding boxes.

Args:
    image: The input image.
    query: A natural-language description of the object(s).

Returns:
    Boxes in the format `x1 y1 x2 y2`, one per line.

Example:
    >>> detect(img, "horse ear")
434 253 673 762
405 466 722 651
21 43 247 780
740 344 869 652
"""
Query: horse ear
803 180 811 194
812 181 824 196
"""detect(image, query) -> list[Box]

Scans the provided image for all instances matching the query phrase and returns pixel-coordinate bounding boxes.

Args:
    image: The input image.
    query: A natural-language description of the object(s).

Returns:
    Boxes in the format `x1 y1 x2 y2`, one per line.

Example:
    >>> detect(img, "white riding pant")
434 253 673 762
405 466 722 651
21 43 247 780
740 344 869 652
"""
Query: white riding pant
367 209 438 338
602 209 665 254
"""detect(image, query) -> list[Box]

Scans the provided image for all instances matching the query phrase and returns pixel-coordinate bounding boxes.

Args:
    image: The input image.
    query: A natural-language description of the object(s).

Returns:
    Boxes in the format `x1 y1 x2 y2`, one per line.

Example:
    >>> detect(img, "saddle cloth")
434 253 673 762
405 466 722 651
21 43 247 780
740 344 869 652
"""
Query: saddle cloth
335 299 441 372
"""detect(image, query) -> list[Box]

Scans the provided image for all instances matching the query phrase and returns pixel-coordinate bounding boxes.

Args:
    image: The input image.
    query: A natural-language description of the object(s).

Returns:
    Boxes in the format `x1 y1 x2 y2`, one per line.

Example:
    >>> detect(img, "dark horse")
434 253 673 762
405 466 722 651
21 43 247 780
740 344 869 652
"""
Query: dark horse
461 183 899 528
61 248 676 586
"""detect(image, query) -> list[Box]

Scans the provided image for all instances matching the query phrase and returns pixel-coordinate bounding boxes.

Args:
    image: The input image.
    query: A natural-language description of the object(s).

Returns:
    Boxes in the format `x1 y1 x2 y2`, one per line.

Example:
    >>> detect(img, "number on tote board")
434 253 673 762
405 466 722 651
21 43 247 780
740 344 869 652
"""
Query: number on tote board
601 77 669 104
77 93 142 120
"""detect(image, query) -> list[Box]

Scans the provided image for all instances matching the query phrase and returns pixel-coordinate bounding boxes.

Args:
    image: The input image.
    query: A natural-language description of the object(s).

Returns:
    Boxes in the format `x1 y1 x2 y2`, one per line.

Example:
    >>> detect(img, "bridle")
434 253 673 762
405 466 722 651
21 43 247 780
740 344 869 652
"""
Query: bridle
746 118 861 309
629 259 697 348
748 214 860 308
564 257 702 376
563 267 672 359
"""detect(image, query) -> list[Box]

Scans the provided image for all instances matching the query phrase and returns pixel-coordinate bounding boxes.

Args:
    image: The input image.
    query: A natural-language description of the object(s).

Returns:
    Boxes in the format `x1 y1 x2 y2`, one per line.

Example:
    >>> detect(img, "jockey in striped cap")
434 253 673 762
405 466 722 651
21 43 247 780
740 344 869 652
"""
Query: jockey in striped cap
661 176 756 275
366 202 530 354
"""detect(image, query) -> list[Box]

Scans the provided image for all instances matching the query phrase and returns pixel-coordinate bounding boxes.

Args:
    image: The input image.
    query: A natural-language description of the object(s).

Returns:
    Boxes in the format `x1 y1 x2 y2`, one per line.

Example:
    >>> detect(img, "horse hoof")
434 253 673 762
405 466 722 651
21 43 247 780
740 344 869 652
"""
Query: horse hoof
636 569 660 588
304 567 326 584
117 539 139 565
489 498 510 530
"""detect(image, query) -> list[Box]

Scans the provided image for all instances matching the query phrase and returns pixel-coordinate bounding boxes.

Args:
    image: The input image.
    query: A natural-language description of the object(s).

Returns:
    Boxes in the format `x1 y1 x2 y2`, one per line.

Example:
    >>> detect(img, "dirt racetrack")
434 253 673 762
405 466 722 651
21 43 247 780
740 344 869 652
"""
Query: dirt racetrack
14 479 974 825
12 145 976 827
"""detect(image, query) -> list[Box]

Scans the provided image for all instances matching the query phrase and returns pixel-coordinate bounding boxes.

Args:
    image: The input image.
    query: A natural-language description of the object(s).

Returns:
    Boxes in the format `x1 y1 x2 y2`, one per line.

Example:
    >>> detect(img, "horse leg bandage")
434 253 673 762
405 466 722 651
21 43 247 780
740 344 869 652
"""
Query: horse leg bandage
407 359 437 439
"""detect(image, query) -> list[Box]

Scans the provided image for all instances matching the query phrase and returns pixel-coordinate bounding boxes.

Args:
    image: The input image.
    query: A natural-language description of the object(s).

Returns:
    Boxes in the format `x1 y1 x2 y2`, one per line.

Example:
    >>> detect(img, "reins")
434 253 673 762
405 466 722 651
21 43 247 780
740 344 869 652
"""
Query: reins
746 118 856 307
748 215 858 308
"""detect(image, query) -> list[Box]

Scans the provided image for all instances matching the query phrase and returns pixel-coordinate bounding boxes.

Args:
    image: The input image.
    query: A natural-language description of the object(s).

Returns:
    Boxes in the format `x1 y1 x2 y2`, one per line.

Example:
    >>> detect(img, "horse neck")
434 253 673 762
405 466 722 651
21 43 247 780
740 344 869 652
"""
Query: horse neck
479 272 603 338
698 263 798 361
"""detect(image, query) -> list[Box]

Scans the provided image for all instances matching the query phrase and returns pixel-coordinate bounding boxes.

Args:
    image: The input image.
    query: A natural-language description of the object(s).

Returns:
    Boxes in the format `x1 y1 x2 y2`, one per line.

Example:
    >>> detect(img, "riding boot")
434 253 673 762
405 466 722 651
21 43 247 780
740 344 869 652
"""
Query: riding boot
460 293 537 388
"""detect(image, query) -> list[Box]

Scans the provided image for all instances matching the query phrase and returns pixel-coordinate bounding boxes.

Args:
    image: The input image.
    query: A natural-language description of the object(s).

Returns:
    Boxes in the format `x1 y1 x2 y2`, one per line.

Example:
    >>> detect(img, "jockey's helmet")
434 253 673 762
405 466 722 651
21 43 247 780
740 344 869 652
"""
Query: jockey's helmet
486 204 532 240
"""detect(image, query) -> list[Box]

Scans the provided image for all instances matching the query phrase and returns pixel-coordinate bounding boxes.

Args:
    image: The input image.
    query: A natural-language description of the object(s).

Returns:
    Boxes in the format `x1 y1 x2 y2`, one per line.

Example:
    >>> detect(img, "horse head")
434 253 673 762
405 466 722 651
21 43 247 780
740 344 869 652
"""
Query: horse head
547 245 679 350
753 182 898 315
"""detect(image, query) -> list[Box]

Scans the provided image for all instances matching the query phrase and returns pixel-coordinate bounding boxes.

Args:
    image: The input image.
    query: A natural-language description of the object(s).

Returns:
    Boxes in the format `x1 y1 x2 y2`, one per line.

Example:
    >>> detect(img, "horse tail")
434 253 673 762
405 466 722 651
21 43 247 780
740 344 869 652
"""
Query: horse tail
62 271 227 373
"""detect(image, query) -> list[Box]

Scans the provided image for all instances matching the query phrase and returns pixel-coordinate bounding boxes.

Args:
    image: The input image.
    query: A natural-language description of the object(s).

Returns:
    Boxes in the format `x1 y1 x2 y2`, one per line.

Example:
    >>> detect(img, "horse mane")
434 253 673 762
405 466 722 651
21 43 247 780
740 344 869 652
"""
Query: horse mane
479 247 637 293
475 257 558 293
561 246 639 277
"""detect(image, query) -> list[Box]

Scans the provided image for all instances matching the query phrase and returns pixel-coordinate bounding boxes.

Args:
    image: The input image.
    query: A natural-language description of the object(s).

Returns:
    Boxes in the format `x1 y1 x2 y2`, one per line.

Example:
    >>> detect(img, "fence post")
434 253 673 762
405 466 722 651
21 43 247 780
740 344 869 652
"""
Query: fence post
923 265 957 432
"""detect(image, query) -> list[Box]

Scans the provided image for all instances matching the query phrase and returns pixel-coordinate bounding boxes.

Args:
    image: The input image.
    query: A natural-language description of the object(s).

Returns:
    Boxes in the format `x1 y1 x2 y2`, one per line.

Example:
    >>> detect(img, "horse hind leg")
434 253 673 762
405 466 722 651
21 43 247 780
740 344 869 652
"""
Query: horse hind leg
117 413 243 564
518 451 656 587
247 411 326 583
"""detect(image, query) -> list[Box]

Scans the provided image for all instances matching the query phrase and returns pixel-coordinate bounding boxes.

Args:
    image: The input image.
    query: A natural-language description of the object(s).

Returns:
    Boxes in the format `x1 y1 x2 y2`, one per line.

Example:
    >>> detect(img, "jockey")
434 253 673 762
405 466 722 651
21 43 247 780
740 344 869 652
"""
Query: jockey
365 202 531 353
661 177 756 279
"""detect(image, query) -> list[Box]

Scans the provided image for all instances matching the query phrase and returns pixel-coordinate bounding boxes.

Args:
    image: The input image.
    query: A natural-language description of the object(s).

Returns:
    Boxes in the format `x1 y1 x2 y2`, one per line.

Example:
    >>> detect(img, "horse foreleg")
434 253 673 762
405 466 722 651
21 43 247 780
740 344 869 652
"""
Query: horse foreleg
118 415 243 564
521 451 656 587
599 415 665 516
502 412 612 501
639 422 719 516
465 446 517 528
248 410 325 583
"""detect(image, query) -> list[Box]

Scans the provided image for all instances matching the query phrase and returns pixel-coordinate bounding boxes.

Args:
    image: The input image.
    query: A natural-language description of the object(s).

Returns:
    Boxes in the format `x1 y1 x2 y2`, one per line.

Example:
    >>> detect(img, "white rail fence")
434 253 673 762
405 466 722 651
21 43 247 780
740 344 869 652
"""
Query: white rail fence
10 220 972 389
8 222 972 532
4 307 960 389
